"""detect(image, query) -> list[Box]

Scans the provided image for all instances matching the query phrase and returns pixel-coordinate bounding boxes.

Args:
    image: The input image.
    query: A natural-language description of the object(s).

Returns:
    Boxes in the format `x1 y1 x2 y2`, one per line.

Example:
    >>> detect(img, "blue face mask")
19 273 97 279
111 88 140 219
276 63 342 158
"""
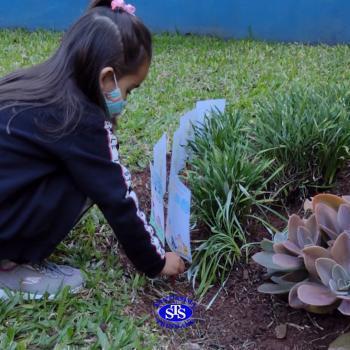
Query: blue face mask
104 74 127 118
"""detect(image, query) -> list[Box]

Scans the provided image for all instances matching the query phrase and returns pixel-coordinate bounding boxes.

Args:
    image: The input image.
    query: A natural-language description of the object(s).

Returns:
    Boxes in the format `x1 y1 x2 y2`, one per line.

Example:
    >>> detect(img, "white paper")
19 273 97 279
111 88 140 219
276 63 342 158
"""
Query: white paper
150 163 165 244
178 109 199 162
179 109 198 145
153 133 167 196
196 99 226 123
166 176 192 263
169 129 187 179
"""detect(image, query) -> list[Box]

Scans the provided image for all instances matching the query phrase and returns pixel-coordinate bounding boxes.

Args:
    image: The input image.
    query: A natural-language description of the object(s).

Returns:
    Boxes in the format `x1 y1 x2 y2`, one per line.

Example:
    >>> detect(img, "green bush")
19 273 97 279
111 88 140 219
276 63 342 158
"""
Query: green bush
187 112 279 297
187 84 350 298
250 84 350 196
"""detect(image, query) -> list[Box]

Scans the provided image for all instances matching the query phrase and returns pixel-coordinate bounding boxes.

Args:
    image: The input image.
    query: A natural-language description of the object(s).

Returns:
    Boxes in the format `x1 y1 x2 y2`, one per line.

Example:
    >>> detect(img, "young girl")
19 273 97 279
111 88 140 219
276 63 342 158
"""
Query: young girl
0 0 185 299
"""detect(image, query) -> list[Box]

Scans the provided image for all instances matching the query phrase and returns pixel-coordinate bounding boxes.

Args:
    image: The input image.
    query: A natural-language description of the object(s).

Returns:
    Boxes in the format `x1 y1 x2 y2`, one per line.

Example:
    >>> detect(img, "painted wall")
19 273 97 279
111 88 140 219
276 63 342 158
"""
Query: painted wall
0 0 88 31
0 0 350 44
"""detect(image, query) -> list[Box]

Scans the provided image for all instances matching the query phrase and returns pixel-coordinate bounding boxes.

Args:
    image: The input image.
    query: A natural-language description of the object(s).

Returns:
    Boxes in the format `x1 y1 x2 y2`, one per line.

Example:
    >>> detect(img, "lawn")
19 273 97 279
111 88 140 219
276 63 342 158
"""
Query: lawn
0 29 350 349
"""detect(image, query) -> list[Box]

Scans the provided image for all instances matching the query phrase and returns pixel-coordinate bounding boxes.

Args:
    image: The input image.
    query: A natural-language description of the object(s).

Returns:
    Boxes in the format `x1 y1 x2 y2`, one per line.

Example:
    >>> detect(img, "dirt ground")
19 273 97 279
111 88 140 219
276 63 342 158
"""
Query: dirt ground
129 164 350 350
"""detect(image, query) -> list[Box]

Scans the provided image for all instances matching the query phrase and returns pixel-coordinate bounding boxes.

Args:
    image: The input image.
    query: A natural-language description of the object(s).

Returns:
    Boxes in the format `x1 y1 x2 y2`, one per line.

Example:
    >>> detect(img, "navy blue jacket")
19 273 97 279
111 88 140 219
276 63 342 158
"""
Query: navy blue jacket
0 101 166 278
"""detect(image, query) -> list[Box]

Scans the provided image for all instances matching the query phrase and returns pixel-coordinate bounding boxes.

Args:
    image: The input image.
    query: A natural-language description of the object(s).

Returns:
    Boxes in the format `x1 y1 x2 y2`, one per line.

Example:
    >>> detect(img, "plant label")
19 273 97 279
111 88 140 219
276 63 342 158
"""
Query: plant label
179 109 199 162
153 133 167 196
179 109 197 146
166 176 192 263
196 99 226 122
150 162 165 244
169 129 187 179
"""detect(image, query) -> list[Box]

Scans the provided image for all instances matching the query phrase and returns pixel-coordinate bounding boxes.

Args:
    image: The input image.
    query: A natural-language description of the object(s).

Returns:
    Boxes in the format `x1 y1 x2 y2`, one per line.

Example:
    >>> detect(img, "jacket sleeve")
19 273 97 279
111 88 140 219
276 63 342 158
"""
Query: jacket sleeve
58 117 166 278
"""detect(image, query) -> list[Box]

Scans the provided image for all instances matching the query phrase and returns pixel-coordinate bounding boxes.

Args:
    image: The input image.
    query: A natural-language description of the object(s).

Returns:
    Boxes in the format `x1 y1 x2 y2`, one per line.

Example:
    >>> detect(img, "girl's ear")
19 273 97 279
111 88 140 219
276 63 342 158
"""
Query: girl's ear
99 67 116 94
89 0 112 9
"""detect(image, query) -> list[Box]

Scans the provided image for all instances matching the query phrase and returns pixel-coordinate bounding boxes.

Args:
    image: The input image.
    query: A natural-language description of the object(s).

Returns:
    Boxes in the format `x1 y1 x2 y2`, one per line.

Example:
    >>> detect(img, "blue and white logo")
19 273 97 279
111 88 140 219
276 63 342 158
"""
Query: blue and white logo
154 295 196 329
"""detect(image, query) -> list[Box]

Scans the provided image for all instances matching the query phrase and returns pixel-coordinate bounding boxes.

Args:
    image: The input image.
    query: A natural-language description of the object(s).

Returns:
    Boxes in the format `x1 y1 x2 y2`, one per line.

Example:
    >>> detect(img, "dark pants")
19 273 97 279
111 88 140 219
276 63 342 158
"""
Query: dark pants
75 199 94 226
0 172 93 264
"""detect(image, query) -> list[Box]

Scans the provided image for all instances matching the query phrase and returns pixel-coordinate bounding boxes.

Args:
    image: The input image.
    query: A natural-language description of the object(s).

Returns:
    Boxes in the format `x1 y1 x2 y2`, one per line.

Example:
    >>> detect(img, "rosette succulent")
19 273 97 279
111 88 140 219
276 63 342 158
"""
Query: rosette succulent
254 193 350 316
312 194 350 243
291 233 350 316
252 214 319 294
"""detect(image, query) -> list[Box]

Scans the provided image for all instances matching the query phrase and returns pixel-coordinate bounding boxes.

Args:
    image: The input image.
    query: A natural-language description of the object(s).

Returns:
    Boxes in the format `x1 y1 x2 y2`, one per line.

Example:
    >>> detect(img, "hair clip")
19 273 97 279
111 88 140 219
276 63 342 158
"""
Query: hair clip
111 0 136 16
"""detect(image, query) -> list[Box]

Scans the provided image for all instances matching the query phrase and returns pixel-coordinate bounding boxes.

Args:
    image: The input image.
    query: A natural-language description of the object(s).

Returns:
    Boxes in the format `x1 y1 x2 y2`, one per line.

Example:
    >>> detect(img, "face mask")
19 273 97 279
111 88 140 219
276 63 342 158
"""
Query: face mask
104 73 127 118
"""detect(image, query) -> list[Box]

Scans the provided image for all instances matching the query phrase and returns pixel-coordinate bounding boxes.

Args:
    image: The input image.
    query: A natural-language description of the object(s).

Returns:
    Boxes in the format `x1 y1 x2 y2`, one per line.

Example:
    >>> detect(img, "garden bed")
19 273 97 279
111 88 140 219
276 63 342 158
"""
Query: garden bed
129 163 350 350
2 30 350 349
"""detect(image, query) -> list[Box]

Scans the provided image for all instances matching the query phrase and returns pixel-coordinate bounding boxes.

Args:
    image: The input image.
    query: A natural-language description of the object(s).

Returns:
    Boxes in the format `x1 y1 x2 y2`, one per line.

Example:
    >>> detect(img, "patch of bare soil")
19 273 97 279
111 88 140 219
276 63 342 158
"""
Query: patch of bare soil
129 165 350 350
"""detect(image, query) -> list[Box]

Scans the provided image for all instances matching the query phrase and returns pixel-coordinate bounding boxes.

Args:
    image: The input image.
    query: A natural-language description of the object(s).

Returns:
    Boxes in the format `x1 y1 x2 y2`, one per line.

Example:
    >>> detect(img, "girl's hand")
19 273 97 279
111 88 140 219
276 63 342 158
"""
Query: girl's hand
160 252 185 276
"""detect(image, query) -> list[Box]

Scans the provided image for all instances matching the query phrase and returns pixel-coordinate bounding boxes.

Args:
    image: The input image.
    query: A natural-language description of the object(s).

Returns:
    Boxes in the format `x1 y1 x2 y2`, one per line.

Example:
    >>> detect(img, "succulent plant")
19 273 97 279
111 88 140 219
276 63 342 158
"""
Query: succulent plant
252 214 319 294
254 193 350 316
310 194 350 242
273 214 320 259
291 233 350 316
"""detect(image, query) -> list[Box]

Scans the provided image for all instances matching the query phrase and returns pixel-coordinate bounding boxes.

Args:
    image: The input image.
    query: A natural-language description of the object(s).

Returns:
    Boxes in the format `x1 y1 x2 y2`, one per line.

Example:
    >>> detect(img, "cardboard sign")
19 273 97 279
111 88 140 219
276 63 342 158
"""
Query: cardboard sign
169 129 187 179
196 99 226 122
179 109 198 146
150 162 165 244
150 134 167 244
178 109 199 162
166 176 192 263
153 133 167 196
149 100 224 261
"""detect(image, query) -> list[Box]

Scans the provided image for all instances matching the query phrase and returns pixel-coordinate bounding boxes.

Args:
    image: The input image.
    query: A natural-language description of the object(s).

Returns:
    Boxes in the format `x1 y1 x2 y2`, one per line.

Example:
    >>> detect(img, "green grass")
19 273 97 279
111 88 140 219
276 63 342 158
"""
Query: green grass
0 209 159 349
1 29 350 347
1 30 350 167
124 34 350 167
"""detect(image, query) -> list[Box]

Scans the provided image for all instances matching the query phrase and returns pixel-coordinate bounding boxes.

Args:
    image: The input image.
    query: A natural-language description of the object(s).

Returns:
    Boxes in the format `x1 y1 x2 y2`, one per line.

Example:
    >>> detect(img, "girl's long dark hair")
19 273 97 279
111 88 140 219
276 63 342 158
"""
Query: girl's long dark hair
0 0 152 135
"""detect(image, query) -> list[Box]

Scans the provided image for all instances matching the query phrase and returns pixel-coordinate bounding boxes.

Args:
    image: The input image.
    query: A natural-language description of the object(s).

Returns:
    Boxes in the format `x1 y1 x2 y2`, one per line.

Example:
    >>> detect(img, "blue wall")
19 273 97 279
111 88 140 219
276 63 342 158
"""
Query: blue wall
1 0 350 44
0 0 88 31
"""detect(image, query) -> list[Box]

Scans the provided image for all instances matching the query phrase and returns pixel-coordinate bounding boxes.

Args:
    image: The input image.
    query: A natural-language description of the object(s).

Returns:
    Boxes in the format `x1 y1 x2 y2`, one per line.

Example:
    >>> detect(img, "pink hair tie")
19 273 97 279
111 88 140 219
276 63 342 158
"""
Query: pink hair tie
111 0 136 16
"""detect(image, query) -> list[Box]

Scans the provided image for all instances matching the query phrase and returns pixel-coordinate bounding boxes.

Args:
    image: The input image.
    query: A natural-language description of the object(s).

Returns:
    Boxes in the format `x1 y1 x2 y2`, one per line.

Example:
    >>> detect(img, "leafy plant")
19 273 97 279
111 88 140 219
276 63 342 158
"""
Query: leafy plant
254 194 350 316
187 111 280 297
250 84 350 197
